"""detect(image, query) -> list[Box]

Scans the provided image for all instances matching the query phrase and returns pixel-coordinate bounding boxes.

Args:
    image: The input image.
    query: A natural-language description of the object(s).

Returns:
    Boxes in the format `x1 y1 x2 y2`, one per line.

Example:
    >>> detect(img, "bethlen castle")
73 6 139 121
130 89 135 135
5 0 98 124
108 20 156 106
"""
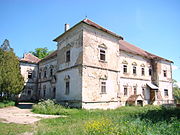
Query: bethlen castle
19 19 174 109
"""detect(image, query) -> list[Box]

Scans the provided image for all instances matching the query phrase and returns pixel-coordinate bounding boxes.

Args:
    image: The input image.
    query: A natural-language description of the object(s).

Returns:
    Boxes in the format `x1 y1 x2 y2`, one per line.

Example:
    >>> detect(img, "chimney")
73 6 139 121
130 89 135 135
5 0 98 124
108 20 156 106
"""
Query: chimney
65 24 70 32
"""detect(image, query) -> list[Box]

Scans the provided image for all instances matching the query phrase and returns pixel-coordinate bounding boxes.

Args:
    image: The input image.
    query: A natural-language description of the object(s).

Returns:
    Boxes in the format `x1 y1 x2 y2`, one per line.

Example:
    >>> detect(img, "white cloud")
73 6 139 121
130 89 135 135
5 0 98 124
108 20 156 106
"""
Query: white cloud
172 65 178 70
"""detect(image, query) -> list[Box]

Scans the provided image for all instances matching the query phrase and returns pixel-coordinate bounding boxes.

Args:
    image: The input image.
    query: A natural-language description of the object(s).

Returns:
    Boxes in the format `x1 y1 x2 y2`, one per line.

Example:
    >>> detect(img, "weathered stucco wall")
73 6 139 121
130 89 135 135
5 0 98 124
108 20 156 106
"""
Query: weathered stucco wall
19 62 38 101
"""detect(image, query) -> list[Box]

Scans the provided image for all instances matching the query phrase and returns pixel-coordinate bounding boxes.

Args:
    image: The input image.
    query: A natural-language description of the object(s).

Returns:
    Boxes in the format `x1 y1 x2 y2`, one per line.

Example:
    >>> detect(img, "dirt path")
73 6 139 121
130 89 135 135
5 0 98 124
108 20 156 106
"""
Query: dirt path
0 103 60 124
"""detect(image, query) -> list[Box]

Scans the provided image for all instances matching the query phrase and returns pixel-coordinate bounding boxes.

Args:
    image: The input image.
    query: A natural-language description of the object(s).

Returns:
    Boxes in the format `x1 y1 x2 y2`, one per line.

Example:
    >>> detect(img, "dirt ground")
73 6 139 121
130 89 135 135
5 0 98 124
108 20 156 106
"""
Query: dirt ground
0 103 60 124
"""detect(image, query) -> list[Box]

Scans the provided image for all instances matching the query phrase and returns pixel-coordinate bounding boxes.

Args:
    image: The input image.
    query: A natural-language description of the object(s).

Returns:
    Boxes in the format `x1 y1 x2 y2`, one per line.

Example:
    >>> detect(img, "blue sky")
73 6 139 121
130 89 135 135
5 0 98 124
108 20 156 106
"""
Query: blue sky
0 0 180 84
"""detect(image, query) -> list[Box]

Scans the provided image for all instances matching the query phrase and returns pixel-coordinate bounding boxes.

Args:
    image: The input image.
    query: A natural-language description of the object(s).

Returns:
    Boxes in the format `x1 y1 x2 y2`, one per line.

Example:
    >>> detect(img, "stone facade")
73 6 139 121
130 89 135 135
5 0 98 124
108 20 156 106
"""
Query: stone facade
19 19 174 109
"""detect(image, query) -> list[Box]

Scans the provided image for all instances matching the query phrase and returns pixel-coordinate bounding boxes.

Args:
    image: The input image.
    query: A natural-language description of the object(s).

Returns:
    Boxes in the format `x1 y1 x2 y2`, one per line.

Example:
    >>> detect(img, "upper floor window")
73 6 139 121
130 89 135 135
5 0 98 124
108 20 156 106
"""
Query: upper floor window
50 68 53 77
100 49 106 61
141 68 145 76
133 87 137 95
100 80 106 94
44 71 47 78
39 72 41 79
124 87 128 96
164 89 168 97
163 70 167 77
66 50 70 62
123 65 127 74
133 66 136 74
28 72 33 79
149 68 152 76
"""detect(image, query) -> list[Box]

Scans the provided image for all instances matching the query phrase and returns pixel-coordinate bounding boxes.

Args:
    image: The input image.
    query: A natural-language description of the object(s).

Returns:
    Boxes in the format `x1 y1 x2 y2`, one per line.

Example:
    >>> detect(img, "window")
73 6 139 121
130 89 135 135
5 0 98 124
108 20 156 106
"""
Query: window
100 49 106 61
101 81 106 93
43 85 46 97
164 89 168 97
39 72 41 79
163 70 167 77
133 66 136 74
44 71 47 78
50 68 53 77
66 50 70 62
123 65 127 73
53 87 56 99
149 68 152 76
141 68 145 76
28 72 32 79
134 87 137 95
142 87 145 97
65 81 70 95
27 90 31 96
124 87 127 96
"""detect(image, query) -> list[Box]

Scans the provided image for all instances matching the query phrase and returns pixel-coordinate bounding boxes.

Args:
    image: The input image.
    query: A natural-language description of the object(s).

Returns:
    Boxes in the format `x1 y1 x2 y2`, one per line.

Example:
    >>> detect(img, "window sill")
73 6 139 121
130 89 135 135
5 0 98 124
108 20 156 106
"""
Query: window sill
99 60 107 63
100 92 107 94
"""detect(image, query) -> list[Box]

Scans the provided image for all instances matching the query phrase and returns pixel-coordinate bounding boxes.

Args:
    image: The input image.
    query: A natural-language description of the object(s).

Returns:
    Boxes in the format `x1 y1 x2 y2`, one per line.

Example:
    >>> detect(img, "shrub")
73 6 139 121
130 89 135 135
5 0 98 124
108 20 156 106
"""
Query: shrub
32 99 67 115
0 100 15 108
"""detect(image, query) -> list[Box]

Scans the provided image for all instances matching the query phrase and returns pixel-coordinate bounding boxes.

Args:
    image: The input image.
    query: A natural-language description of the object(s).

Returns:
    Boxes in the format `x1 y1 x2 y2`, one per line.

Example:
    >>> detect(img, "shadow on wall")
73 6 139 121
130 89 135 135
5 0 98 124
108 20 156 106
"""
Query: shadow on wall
16 103 33 109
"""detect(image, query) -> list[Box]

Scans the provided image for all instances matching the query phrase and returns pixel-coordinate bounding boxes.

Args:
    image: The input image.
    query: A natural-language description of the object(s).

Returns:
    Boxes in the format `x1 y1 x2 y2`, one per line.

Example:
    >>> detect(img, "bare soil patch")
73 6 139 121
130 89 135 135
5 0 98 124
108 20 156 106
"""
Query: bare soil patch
0 103 60 124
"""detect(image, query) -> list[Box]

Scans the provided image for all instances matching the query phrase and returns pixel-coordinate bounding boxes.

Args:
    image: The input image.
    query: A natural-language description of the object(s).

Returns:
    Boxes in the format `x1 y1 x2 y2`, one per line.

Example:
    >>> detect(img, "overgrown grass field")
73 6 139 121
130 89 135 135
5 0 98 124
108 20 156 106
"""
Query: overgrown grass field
0 100 179 135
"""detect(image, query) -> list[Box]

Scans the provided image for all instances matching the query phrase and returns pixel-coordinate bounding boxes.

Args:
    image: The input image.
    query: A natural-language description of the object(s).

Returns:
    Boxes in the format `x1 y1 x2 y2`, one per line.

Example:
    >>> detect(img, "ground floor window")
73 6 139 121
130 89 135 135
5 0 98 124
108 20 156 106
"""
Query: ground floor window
133 87 137 95
65 81 70 95
100 81 106 94
124 87 127 96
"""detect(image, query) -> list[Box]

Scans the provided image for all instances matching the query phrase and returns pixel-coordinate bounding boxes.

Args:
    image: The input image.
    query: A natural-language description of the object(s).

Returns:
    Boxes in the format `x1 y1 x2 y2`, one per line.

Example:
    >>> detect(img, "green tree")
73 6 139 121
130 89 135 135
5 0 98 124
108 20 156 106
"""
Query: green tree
0 39 24 99
29 47 53 59
173 79 180 103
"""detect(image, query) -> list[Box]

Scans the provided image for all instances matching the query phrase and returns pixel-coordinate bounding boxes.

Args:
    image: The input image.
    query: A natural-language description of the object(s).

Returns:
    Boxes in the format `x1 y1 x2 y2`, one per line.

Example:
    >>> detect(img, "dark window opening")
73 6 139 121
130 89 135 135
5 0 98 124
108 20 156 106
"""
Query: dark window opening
50 68 53 77
66 50 70 62
44 71 47 78
123 65 127 73
142 68 145 75
149 68 152 76
134 87 137 95
27 90 31 96
124 87 127 96
39 72 41 79
100 49 106 61
28 72 33 79
133 66 136 74
163 70 167 77
164 89 168 96
65 81 70 95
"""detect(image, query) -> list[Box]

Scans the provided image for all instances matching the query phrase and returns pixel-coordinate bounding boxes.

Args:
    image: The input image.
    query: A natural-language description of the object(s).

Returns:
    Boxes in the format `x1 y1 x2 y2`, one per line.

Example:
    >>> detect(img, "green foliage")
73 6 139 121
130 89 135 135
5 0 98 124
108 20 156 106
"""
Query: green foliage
29 47 53 59
33 105 179 135
0 40 24 98
32 99 69 115
0 100 15 108
173 79 180 103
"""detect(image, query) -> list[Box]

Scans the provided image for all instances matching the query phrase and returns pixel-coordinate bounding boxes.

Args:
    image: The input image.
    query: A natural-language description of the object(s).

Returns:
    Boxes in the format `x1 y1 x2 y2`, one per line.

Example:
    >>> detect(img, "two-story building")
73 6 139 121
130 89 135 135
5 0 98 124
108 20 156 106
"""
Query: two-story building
20 19 174 109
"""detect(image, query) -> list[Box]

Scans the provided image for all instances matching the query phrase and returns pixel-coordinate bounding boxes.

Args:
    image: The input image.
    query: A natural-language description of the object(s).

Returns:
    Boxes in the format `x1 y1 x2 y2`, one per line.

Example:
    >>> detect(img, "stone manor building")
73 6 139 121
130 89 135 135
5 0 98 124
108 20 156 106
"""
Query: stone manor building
19 19 174 109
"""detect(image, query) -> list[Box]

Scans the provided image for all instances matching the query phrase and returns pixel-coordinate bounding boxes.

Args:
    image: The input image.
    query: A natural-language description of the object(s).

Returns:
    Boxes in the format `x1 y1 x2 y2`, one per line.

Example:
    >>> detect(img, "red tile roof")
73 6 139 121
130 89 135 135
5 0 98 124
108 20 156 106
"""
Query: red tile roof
53 19 123 42
119 40 173 63
20 53 40 64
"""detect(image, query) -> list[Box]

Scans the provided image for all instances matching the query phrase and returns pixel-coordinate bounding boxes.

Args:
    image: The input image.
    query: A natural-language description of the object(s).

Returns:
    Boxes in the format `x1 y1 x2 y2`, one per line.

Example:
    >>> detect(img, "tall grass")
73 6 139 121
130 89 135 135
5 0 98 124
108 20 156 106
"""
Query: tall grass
0 100 15 108
32 101 180 135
